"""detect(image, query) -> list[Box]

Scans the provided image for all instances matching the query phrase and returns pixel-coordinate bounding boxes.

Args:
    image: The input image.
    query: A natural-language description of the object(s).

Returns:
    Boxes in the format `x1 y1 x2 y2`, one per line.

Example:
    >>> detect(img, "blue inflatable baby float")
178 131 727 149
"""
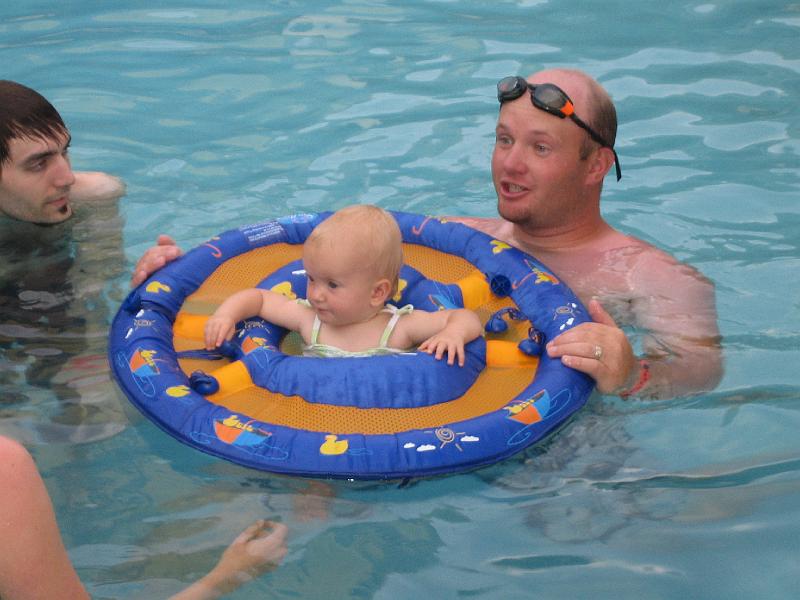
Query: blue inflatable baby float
109 211 594 479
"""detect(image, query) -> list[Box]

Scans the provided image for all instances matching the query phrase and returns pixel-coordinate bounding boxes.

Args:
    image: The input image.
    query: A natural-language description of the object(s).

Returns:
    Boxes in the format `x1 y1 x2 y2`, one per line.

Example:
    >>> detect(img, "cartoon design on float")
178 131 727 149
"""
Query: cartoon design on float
512 259 560 290
316 434 372 457
233 325 277 369
213 414 272 446
270 281 296 300
117 347 162 398
145 281 171 294
504 388 572 446
411 215 448 236
203 236 223 258
404 427 480 453
165 384 197 406
427 282 459 310
554 303 580 331
166 385 191 398
319 434 349 455
392 278 408 303
490 240 512 254
241 334 271 355
505 389 549 424
189 414 288 460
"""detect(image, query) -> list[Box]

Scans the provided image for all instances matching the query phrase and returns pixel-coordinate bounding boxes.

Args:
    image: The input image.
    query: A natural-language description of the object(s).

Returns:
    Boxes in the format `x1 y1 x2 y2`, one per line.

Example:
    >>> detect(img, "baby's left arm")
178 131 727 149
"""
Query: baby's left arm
409 309 483 366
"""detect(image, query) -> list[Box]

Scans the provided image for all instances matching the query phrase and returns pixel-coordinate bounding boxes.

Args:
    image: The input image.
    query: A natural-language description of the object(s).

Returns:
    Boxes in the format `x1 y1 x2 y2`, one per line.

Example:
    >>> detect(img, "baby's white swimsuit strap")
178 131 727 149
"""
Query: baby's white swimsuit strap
310 313 322 345
378 303 414 348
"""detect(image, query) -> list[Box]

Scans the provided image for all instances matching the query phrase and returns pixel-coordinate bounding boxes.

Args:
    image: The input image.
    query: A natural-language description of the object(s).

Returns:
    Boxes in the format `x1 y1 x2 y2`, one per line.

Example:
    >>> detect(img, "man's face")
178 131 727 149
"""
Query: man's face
491 73 594 231
0 132 76 224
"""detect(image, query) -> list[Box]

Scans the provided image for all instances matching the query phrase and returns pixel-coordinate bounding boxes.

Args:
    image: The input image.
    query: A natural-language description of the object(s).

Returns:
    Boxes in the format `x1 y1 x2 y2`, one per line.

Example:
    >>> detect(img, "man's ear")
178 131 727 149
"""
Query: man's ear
370 279 392 306
586 146 615 185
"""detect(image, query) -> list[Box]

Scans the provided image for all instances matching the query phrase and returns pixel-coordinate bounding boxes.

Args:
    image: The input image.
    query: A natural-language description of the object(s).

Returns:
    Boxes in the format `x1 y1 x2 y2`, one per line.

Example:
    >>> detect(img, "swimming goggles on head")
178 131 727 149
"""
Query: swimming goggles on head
496 75 622 181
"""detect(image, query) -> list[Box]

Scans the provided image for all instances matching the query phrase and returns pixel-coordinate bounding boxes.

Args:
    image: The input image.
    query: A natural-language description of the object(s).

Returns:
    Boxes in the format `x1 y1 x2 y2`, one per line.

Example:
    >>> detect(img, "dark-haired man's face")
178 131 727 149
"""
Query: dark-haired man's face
0 132 76 224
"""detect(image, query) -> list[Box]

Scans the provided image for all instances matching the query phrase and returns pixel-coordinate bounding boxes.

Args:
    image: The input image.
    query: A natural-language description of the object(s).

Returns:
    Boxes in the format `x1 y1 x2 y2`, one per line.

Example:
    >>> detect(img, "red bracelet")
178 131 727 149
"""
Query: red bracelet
619 359 650 399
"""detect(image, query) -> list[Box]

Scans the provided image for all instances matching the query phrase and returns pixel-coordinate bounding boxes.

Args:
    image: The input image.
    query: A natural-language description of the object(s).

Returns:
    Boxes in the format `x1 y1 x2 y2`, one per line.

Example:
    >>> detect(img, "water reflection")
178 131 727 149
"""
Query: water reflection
0 200 127 443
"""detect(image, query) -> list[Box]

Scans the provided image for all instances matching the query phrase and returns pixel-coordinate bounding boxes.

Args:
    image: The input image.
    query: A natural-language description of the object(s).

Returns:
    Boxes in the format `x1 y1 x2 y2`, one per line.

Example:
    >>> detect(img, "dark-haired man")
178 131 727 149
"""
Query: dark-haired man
1 80 127 442
0 80 123 224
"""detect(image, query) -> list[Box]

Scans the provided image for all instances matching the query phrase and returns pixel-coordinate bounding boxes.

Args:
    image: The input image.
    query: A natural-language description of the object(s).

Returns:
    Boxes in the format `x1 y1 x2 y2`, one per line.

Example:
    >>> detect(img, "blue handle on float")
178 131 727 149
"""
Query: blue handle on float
488 274 512 298
176 341 241 362
217 340 240 359
484 307 524 333
189 371 220 395
518 327 545 356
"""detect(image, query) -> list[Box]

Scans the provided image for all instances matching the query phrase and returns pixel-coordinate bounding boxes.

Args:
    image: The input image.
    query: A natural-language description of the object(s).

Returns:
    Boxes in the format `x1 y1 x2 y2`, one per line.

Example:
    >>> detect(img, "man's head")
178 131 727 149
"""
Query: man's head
0 81 76 224
491 68 619 232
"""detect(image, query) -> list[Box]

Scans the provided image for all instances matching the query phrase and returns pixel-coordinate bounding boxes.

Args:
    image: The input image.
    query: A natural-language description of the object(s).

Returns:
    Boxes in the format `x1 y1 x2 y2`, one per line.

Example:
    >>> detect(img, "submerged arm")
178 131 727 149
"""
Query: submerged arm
169 520 288 600
547 254 723 399
625 257 723 398
0 436 287 600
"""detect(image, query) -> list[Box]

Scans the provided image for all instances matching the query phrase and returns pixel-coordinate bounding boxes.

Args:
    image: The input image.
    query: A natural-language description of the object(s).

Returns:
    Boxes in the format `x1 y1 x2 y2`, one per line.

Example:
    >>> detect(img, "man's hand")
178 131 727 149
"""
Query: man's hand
130 234 182 287
546 299 636 394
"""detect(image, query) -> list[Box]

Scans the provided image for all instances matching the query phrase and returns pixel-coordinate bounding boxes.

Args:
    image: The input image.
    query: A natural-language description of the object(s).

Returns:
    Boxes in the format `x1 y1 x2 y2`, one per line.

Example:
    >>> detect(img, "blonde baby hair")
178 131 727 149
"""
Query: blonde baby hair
305 205 403 295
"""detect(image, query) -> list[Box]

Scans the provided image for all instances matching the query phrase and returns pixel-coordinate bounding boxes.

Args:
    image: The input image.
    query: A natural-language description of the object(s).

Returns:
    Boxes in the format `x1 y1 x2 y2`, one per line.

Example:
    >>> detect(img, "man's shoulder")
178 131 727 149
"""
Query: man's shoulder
71 171 126 203
619 235 714 295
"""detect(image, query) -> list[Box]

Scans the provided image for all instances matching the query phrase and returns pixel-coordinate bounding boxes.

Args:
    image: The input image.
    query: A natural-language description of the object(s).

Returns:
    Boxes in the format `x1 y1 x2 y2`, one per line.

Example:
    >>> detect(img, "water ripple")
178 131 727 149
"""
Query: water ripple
597 457 800 492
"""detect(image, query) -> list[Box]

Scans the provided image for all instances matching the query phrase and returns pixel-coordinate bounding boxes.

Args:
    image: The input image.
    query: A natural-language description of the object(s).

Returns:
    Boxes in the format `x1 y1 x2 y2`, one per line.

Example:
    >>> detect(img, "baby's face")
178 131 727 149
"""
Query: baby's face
302 245 382 326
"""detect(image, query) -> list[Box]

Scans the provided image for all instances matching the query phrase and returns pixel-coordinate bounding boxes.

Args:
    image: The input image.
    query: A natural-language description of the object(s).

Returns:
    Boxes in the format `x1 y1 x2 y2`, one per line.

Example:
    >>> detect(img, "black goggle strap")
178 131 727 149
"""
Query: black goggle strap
498 77 622 181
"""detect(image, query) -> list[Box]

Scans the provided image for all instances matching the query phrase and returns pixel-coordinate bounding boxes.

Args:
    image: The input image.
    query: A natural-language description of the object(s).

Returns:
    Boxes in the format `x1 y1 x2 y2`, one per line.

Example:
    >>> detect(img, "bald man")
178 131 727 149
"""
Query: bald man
132 68 723 400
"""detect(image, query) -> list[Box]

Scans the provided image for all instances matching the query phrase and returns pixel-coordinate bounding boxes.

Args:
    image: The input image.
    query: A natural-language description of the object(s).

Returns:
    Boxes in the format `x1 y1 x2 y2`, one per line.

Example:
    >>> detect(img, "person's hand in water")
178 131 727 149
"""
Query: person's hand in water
546 299 637 394
131 234 182 287
170 519 288 599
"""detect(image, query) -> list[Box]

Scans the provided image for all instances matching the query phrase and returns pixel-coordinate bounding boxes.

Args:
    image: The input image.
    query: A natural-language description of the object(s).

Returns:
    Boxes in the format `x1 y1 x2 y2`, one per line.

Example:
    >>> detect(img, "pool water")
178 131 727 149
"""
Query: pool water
2 1 799 598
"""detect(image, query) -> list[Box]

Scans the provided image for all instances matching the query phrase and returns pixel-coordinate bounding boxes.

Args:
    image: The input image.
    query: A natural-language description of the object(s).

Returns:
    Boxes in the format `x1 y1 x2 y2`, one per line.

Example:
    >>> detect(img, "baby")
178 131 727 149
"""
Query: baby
204 205 482 366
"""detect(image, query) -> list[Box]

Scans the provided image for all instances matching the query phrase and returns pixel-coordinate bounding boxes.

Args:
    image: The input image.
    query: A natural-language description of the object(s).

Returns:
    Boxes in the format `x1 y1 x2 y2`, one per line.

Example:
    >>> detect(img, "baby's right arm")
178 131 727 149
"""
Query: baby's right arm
204 289 310 349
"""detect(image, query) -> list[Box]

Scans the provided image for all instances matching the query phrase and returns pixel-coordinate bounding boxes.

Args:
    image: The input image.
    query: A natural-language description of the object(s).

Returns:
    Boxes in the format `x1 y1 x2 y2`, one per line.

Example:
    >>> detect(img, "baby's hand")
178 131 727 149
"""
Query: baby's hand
205 315 236 350
418 333 466 366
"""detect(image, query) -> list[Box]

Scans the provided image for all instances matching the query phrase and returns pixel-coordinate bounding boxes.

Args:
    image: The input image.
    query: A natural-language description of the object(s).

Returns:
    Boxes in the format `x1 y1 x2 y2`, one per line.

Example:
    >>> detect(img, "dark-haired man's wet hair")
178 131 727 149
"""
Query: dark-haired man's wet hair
0 80 68 165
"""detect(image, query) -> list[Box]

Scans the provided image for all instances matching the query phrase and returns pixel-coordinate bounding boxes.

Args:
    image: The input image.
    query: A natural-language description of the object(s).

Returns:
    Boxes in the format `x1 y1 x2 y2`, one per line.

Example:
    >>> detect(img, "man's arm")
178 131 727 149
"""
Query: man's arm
452 216 723 399
0 437 287 600
169 520 287 600
547 253 723 399
0 437 90 600
626 251 723 398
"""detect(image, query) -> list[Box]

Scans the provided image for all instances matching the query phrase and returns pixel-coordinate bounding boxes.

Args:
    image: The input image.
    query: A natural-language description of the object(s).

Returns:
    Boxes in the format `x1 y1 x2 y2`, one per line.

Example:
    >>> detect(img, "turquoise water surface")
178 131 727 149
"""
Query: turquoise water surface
1 1 799 598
